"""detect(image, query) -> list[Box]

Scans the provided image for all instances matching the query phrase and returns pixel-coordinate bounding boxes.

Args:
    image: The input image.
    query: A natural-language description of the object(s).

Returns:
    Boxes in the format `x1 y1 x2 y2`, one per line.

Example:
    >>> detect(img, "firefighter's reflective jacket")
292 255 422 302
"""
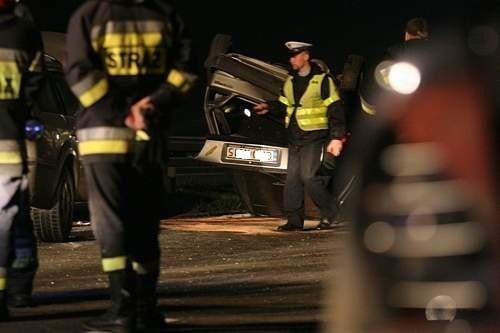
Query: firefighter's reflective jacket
65 0 194 162
279 73 341 131
0 9 44 175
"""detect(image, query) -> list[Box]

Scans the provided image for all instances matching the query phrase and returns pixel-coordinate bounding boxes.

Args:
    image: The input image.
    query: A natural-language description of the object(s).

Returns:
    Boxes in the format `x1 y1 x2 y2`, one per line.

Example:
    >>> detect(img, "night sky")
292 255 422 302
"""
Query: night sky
22 0 494 135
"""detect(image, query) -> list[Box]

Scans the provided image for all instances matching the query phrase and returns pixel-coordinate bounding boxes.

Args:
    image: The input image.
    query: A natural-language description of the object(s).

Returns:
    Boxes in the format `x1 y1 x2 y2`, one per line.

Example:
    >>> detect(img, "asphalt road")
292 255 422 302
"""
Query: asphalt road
2 215 348 333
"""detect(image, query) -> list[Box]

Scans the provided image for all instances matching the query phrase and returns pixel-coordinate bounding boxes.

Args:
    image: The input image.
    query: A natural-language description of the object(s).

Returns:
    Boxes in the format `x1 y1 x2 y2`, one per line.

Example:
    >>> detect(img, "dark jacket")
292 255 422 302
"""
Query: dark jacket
359 38 430 116
0 8 43 141
65 0 192 131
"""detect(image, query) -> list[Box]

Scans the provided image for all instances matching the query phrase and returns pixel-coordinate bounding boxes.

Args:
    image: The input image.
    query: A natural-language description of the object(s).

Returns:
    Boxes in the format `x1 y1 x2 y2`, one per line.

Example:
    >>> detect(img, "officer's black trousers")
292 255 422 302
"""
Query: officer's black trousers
84 162 164 274
0 173 38 299
284 140 339 227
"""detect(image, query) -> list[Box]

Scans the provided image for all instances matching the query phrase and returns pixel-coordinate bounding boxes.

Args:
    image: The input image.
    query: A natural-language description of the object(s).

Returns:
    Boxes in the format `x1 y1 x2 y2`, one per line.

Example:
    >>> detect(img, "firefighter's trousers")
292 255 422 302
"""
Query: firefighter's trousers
84 162 164 275
0 173 38 299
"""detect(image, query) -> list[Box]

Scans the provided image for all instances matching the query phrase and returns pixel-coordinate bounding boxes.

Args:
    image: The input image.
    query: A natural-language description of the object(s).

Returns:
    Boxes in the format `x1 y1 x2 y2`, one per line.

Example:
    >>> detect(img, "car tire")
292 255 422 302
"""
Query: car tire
31 167 75 242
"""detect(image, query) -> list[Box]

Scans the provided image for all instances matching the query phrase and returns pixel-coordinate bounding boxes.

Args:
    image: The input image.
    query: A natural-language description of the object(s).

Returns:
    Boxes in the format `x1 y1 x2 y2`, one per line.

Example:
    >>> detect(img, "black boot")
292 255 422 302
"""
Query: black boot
83 270 135 333
0 291 10 322
136 271 166 332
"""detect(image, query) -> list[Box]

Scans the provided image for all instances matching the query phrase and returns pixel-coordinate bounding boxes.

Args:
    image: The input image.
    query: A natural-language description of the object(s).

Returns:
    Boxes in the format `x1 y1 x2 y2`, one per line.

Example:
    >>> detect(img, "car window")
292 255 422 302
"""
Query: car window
51 73 81 116
33 73 66 115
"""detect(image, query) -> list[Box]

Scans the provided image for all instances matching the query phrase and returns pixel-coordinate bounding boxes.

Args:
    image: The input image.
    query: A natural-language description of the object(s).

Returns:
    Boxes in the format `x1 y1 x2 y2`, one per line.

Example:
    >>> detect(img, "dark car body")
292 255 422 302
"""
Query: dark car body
196 35 361 217
27 32 85 242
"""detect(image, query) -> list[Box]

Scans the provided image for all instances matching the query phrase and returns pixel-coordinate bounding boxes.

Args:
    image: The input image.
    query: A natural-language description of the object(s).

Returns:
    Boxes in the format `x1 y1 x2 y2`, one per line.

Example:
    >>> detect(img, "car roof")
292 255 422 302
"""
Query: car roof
41 31 66 73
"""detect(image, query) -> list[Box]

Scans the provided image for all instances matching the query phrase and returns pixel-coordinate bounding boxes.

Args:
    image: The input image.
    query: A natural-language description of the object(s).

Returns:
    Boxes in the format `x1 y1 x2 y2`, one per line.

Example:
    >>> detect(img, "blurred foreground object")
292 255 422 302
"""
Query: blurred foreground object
324 21 500 333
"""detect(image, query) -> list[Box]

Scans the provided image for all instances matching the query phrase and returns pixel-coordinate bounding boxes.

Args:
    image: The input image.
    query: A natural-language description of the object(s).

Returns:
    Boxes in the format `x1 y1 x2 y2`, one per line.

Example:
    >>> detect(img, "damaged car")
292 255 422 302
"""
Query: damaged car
196 34 362 217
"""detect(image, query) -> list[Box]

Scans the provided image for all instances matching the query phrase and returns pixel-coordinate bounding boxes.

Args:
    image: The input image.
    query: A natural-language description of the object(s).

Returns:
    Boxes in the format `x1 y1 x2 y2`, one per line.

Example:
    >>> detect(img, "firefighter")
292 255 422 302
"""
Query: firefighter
0 0 44 320
253 41 347 231
359 17 431 116
65 0 194 331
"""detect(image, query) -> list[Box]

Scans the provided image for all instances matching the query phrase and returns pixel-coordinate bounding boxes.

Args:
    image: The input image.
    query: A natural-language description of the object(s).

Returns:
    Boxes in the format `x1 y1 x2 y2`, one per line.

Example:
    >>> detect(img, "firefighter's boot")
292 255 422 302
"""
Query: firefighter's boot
136 272 166 332
83 270 135 333
0 291 10 322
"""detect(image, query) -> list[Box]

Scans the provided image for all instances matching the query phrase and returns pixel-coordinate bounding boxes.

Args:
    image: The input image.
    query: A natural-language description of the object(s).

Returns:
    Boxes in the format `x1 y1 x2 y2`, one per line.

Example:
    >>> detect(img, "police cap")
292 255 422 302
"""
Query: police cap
285 41 313 55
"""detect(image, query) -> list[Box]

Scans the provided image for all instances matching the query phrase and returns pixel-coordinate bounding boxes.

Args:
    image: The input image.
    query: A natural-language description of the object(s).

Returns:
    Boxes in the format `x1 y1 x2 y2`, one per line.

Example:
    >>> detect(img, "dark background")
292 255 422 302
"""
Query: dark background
22 0 491 136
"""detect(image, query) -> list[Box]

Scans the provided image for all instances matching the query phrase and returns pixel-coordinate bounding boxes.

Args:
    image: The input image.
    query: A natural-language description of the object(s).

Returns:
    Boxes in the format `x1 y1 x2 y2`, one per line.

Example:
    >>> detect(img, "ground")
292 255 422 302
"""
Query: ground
3 215 348 332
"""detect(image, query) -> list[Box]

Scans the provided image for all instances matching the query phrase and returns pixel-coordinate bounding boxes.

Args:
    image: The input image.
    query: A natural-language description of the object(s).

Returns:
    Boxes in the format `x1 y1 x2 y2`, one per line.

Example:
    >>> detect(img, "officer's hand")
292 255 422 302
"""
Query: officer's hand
252 102 269 115
125 96 153 130
326 139 343 156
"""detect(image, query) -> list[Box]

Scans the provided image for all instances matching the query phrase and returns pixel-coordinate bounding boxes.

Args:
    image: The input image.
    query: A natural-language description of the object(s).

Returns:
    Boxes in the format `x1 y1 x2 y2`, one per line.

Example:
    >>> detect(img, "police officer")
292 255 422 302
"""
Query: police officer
253 41 346 231
65 0 194 331
0 0 44 321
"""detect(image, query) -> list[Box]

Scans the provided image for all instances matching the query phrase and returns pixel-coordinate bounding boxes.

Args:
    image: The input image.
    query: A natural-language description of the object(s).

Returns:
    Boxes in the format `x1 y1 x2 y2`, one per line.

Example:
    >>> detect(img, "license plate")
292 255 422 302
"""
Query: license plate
222 144 280 166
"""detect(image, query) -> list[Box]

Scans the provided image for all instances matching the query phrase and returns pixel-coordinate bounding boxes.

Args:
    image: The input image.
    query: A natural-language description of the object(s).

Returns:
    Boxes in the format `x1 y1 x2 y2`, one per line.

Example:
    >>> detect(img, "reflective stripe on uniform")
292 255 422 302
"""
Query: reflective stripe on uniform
323 96 336 106
102 32 163 48
278 95 291 106
360 95 376 115
0 151 22 164
0 140 22 164
132 260 158 275
76 127 135 141
166 68 197 93
78 140 132 156
102 256 127 272
77 127 135 156
71 71 109 108
0 61 21 100
0 267 6 291
91 20 166 42
28 51 43 73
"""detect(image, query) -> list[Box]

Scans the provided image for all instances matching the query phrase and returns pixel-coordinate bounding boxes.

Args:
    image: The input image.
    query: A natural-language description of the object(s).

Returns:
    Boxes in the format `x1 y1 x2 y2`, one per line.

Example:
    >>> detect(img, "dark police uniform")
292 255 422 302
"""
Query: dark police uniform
65 0 193 331
0 0 43 321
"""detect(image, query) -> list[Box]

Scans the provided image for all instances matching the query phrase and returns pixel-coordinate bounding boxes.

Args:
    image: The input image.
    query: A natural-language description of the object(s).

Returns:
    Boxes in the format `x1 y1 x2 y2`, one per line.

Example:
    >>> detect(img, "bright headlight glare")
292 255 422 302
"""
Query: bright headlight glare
388 62 421 94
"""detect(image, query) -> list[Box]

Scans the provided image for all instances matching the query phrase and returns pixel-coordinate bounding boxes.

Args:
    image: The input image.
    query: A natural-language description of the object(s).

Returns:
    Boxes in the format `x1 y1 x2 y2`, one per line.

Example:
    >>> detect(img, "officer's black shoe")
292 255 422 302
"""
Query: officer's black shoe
277 223 303 232
8 294 35 308
0 292 10 322
83 309 135 333
317 217 346 230
83 270 135 333
136 309 167 332
0 304 10 322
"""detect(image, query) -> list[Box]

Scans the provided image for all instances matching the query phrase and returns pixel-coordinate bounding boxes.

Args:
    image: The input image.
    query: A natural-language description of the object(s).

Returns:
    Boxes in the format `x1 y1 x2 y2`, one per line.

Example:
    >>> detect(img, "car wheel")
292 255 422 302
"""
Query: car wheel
31 167 75 242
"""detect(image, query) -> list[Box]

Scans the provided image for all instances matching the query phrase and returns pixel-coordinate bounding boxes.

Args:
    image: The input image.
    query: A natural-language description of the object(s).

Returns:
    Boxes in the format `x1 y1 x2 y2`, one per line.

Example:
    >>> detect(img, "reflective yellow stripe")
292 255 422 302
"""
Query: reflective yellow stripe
102 256 127 272
279 95 291 106
166 69 186 88
78 140 132 156
297 107 327 116
101 32 163 48
78 78 109 108
105 47 166 76
299 117 328 125
0 61 21 100
28 51 43 72
0 277 6 291
0 151 22 164
323 96 337 106
132 261 158 275
135 130 150 141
